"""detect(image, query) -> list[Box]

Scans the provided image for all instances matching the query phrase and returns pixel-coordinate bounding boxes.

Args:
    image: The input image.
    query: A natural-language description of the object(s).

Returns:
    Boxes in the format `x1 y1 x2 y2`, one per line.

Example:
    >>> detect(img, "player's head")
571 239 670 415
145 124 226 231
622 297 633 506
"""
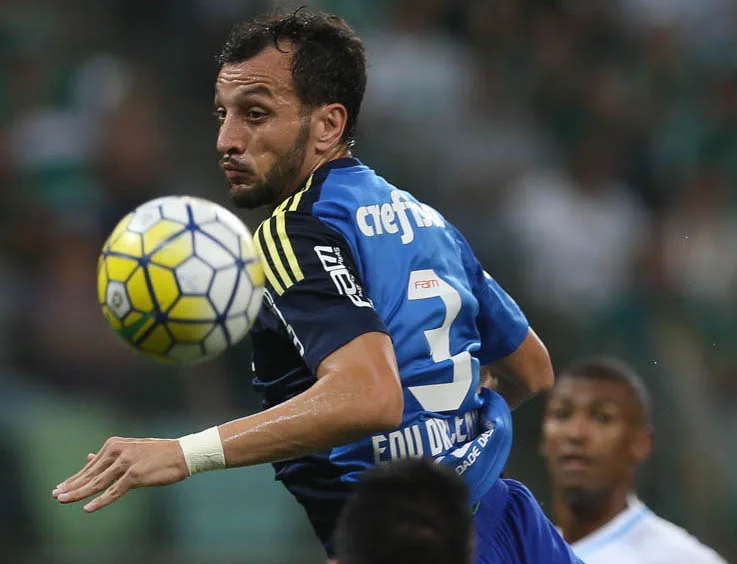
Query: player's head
333 457 474 564
215 8 367 209
540 357 653 510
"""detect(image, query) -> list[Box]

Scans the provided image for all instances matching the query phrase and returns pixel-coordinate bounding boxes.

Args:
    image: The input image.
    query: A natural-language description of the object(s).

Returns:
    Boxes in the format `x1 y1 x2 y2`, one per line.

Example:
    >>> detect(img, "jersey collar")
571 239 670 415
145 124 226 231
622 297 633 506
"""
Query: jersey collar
315 157 362 172
272 158 362 216
571 494 650 557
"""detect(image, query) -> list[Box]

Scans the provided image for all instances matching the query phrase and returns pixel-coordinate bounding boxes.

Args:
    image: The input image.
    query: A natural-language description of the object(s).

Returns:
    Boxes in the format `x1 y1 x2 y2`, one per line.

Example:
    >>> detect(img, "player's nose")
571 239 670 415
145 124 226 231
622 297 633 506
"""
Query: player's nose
562 412 589 443
216 117 248 156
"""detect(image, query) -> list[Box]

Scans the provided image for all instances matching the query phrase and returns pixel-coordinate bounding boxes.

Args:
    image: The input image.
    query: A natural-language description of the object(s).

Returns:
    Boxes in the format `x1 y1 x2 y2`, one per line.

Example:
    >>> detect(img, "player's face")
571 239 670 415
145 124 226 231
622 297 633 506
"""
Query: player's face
215 46 312 209
540 378 649 502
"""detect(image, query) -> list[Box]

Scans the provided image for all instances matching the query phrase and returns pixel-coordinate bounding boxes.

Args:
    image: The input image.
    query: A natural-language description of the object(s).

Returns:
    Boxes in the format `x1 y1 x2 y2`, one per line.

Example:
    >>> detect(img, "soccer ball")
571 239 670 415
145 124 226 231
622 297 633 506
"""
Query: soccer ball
97 196 264 364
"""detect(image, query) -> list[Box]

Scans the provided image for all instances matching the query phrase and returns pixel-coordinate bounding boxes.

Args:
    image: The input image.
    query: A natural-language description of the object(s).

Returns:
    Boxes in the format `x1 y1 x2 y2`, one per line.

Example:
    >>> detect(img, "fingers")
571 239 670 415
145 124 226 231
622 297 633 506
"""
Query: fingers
83 473 134 513
53 452 101 497
56 461 126 505
54 450 115 499
53 437 131 499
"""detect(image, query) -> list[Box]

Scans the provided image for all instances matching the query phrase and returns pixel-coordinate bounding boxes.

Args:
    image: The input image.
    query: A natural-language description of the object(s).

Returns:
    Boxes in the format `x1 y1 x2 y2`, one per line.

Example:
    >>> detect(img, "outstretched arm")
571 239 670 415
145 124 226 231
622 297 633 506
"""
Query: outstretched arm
52 331 402 512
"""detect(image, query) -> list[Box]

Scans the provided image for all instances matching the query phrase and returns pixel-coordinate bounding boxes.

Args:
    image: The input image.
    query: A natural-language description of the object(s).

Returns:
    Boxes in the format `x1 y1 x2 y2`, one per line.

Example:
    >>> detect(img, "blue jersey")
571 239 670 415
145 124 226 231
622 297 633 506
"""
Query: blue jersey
250 158 529 548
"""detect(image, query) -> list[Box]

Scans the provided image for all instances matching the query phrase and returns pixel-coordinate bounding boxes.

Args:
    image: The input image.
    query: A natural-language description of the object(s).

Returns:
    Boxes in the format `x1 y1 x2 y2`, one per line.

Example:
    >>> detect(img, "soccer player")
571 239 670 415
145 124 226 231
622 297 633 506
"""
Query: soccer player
332 457 474 564
541 357 727 563
53 9 580 563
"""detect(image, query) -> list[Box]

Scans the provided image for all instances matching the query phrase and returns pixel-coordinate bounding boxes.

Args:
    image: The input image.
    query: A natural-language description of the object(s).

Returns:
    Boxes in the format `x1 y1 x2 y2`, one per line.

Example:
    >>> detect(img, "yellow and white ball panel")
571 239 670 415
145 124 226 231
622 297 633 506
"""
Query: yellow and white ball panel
142 219 185 255
104 212 132 252
175 256 214 295
150 232 193 269
101 305 122 331
105 255 138 283
209 265 239 315
159 198 190 224
126 267 154 313
97 260 108 305
167 343 206 363
190 198 218 224
139 324 172 355
167 321 214 342
241 235 261 266
203 325 229 356
225 315 250 344
167 296 216 321
245 259 265 291
229 269 256 316
215 205 252 238
193 231 234 269
109 230 143 258
127 204 163 234
200 222 240 257
148 264 178 312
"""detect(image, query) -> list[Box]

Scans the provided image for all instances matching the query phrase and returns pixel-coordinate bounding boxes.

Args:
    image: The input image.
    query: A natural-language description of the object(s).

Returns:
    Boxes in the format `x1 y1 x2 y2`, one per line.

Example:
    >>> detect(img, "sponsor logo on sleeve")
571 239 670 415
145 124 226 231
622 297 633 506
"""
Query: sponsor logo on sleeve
314 246 373 308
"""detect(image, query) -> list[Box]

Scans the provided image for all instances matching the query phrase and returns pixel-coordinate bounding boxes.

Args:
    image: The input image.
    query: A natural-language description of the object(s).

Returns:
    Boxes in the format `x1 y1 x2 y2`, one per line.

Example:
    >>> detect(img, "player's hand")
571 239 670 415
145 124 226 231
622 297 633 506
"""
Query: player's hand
51 437 188 513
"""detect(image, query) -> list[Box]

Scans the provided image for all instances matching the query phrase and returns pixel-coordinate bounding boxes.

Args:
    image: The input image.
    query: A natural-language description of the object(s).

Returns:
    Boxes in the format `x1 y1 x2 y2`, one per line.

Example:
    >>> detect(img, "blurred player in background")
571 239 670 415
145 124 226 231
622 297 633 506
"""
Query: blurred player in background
332 457 474 564
53 9 580 563
541 357 726 563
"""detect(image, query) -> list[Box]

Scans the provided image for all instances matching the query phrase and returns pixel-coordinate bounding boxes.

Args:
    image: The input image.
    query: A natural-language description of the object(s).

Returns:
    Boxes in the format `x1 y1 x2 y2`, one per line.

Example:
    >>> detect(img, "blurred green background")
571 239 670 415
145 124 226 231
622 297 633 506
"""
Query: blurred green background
1 0 736 562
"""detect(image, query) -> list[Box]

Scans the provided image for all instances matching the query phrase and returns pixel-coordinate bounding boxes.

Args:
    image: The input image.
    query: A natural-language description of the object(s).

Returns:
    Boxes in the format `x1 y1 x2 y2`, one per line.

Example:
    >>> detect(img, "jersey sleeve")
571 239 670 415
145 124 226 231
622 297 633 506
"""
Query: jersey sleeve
451 226 529 365
254 211 388 374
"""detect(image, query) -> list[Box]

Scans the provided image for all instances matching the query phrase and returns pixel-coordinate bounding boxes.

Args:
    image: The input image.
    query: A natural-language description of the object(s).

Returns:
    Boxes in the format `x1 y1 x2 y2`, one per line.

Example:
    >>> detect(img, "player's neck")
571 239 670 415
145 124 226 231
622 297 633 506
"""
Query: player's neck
554 486 630 545
288 146 351 201
306 144 351 179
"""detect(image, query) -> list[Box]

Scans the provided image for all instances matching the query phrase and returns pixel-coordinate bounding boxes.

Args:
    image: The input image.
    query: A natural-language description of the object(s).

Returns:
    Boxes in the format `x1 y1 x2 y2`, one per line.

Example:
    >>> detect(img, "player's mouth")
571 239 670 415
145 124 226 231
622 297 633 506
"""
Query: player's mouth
224 169 251 181
220 160 255 180
558 454 592 471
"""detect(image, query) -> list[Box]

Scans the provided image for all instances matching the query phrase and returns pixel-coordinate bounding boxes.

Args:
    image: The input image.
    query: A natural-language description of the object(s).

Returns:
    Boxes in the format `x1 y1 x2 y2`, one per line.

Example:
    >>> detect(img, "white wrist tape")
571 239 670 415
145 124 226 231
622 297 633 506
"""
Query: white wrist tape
177 427 226 476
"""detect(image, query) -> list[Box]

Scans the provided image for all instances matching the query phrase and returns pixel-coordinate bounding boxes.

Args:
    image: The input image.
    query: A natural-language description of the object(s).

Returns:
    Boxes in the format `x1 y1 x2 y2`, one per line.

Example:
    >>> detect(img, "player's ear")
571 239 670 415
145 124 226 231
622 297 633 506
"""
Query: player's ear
631 426 653 463
313 103 348 153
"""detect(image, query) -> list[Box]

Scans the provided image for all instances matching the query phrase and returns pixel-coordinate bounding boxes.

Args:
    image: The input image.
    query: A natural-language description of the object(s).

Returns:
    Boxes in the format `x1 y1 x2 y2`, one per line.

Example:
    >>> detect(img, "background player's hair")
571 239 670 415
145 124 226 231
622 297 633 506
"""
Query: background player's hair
558 356 653 427
218 7 367 146
333 457 474 564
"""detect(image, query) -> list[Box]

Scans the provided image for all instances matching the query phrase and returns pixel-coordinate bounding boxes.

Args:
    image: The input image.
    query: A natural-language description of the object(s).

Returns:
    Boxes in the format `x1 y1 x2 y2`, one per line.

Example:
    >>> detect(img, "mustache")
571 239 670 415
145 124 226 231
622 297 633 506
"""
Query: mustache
219 155 255 174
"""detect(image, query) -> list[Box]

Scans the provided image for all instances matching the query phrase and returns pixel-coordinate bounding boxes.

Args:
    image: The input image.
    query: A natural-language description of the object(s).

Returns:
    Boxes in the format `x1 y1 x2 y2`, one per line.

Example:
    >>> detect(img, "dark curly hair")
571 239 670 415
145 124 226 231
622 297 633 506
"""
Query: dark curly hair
218 8 367 146
333 458 474 564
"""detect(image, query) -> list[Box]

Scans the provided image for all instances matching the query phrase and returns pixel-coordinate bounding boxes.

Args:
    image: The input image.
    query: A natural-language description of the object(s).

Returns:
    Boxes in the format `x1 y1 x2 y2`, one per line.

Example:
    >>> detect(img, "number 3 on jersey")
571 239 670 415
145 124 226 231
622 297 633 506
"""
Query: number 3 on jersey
408 269 474 412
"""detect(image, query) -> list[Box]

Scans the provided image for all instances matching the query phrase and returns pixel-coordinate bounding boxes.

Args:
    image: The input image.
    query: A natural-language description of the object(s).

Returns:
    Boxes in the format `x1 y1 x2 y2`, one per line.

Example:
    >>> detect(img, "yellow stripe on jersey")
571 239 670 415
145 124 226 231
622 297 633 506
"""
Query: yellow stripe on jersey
253 228 284 295
256 174 315 295
275 212 304 282
273 196 291 215
261 218 294 289
288 174 312 212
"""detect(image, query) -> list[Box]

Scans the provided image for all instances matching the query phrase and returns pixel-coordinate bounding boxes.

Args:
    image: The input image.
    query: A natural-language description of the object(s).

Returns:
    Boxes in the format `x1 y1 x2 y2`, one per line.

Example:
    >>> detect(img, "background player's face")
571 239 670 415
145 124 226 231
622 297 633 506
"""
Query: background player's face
215 45 312 209
540 377 651 504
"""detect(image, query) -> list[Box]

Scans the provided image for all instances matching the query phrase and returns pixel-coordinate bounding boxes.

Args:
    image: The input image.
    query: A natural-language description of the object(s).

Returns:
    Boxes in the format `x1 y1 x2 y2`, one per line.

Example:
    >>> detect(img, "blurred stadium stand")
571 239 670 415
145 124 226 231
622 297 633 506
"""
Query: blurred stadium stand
1 0 736 562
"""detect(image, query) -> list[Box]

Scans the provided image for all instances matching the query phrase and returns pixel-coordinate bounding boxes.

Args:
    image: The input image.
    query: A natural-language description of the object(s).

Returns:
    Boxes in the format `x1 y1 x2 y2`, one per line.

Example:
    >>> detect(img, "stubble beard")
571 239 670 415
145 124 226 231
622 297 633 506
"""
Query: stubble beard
228 119 311 210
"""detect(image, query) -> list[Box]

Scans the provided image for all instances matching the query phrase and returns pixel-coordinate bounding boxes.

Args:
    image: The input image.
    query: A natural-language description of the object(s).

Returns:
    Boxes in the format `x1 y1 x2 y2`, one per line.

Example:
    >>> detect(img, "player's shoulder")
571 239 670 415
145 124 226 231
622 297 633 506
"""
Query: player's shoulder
253 160 371 298
637 511 727 563
269 157 374 218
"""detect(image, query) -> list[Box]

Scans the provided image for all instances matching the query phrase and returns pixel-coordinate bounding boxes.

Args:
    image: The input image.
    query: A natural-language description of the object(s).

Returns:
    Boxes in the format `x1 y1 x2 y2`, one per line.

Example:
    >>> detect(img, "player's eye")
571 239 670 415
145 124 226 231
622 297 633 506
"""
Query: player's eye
213 108 226 124
246 107 268 122
548 407 570 421
593 411 614 424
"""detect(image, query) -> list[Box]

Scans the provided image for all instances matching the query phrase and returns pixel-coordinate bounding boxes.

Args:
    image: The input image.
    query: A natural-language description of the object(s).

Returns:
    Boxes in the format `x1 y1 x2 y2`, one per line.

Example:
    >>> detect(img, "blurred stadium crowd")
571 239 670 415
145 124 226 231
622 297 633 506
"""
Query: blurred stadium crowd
1 0 736 562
